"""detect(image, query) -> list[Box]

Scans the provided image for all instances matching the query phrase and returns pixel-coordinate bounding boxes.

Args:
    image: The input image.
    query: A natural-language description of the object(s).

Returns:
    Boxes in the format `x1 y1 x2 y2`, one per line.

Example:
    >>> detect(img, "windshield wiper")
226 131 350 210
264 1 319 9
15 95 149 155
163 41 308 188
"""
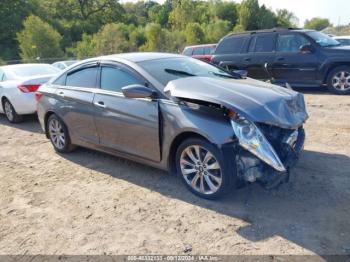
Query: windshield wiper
164 68 196 76
211 71 236 79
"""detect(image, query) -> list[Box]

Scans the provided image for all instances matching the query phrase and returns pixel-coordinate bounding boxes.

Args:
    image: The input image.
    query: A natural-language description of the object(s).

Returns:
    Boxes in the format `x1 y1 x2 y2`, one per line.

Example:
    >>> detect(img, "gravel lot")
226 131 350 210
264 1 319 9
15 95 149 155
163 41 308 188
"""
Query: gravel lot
0 91 349 255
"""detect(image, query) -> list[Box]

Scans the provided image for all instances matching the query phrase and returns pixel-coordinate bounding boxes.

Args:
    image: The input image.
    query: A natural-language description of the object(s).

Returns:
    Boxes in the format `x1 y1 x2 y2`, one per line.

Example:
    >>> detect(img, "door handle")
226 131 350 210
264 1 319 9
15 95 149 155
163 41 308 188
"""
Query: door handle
277 57 285 61
94 101 106 108
57 91 65 97
244 58 251 62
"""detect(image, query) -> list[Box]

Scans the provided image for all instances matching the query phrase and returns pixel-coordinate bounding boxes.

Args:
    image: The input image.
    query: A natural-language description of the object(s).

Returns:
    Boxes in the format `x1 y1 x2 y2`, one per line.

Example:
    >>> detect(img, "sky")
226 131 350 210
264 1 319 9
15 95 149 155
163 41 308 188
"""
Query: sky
120 0 350 27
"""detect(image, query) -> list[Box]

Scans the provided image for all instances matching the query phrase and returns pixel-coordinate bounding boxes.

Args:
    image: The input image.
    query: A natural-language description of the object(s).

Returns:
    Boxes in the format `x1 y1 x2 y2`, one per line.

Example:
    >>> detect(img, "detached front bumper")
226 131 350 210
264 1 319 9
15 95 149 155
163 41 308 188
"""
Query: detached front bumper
236 126 305 189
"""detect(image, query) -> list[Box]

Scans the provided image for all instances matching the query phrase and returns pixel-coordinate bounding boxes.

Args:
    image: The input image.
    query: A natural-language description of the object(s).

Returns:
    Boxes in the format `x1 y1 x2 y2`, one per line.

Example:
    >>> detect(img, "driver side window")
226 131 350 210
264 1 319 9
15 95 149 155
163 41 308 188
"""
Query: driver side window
277 34 311 52
100 66 143 93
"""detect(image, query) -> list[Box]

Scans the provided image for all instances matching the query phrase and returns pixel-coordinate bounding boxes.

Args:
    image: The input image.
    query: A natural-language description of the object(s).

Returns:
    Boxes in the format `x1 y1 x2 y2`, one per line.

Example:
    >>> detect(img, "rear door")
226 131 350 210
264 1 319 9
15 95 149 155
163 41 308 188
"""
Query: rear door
93 62 161 162
213 35 250 70
243 33 276 80
192 47 205 61
272 32 319 86
55 62 99 144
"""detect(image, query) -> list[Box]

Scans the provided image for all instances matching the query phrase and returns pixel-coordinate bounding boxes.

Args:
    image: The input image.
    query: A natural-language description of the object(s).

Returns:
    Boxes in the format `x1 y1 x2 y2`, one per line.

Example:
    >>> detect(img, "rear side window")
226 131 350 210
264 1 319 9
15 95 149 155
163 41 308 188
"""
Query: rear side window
193 47 204 55
204 46 215 55
216 36 248 54
276 34 311 52
100 67 142 93
249 34 275 52
66 67 98 88
53 74 66 85
183 48 192 56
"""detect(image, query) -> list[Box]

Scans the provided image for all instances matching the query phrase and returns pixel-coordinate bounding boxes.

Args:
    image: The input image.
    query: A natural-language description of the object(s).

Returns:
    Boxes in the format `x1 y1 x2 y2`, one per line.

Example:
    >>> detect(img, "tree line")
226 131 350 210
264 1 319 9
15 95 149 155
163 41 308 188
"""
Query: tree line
0 0 333 63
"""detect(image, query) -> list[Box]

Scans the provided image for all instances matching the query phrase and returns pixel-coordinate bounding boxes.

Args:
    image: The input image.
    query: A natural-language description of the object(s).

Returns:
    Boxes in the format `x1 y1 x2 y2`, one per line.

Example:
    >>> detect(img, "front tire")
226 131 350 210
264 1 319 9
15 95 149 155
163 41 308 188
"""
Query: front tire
47 114 75 153
175 138 234 199
327 66 350 95
2 98 23 123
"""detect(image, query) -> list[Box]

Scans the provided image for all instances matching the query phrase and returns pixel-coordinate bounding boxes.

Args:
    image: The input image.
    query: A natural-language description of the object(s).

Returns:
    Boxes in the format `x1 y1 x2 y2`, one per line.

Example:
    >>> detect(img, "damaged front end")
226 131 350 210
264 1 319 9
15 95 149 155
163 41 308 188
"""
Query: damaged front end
164 76 308 190
231 116 305 189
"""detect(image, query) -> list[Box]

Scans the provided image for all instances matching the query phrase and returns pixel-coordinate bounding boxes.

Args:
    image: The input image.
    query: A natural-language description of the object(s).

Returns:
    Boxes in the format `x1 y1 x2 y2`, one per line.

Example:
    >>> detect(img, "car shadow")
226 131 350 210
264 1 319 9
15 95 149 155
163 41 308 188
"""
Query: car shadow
60 147 350 256
0 114 43 134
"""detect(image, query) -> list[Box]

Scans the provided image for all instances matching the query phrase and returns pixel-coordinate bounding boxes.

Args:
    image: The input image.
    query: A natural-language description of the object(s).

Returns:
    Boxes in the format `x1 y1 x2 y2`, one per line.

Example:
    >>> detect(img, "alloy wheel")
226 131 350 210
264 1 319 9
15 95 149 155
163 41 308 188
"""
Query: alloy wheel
48 118 66 150
332 71 350 91
180 145 222 195
4 101 14 121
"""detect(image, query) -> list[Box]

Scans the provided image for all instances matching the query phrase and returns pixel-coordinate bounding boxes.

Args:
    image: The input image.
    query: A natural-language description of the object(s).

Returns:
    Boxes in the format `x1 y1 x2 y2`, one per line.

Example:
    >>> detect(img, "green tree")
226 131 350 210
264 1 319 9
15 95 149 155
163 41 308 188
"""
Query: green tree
72 33 96 59
258 5 276 29
276 9 298 28
17 15 63 60
0 0 29 60
238 0 260 30
184 23 205 45
93 23 130 55
209 0 238 27
140 23 167 51
304 17 331 31
129 26 147 51
204 19 231 43
169 0 196 30
165 30 185 52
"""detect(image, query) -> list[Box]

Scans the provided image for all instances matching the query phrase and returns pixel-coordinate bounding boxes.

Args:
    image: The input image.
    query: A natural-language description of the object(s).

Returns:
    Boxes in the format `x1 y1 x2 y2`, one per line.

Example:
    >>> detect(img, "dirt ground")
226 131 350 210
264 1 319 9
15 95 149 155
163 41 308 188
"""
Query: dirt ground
0 90 349 256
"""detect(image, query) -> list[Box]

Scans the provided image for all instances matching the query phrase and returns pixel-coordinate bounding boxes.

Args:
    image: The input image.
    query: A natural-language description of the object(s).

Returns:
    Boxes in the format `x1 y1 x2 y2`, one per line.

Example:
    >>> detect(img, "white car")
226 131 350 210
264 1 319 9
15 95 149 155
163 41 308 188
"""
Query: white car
333 36 350 46
0 64 60 123
52 60 77 70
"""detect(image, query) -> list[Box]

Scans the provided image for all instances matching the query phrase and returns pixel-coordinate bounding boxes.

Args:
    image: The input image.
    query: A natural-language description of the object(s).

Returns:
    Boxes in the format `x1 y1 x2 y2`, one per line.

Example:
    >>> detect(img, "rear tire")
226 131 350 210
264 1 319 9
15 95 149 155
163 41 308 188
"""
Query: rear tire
327 66 350 95
2 98 23 123
47 114 75 153
175 138 234 199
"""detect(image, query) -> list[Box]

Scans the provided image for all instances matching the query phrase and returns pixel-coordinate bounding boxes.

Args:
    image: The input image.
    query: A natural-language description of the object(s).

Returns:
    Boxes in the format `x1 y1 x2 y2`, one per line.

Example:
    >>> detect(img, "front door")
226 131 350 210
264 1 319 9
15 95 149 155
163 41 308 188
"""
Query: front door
93 63 161 162
272 33 320 86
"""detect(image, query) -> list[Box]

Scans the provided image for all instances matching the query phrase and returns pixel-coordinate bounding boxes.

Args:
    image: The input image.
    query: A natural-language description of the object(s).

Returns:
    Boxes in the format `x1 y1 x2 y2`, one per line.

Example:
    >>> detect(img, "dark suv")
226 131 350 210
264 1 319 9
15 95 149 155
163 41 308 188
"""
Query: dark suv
212 28 350 94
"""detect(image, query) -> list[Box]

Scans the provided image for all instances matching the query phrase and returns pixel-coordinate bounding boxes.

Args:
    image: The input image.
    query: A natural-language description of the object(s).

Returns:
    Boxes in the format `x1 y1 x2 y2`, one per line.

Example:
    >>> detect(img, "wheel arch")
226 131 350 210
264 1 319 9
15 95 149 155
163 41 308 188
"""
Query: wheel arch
323 62 350 84
167 131 211 175
43 111 57 138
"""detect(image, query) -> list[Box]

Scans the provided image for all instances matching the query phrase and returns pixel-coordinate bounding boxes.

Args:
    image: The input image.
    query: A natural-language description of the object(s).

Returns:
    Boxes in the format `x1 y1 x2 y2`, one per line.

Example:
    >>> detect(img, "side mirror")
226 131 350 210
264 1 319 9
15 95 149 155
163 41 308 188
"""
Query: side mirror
122 84 156 99
232 69 248 78
300 44 313 54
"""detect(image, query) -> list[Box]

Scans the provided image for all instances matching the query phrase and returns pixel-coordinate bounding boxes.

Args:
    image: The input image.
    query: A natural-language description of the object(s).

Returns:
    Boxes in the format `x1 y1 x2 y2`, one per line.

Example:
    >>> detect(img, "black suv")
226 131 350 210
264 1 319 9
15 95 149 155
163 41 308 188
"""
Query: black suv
212 28 350 94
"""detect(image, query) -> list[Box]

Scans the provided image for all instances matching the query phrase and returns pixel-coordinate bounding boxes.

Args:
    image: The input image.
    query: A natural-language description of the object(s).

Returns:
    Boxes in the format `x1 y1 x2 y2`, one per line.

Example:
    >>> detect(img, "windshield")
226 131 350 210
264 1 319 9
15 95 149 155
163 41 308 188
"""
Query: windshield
12 64 60 77
138 57 235 86
306 31 340 47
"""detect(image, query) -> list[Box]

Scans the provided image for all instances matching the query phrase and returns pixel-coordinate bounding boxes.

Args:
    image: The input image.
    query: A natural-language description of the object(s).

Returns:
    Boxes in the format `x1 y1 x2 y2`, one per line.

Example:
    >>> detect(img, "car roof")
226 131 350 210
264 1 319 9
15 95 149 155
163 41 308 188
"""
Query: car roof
99 52 184 63
224 28 314 38
0 63 52 71
334 36 350 39
185 44 217 49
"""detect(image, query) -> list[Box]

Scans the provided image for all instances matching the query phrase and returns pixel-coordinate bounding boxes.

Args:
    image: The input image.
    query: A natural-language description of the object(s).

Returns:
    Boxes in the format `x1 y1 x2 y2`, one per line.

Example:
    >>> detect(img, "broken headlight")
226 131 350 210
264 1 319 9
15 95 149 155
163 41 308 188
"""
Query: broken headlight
230 117 286 172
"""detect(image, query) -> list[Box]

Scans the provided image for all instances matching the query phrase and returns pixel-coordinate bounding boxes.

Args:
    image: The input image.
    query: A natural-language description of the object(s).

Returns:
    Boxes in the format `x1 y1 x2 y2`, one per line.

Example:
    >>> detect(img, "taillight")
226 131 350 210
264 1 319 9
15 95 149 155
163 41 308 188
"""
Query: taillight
209 56 214 63
17 84 41 93
35 92 43 102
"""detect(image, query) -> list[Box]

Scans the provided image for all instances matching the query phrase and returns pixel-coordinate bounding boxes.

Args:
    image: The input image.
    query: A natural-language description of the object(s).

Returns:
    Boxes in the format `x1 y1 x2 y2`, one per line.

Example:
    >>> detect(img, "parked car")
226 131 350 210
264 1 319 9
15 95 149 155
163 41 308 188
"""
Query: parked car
182 44 217 63
212 28 350 95
333 36 350 46
52 60 78 70
0 64 60 123
37 53 308 199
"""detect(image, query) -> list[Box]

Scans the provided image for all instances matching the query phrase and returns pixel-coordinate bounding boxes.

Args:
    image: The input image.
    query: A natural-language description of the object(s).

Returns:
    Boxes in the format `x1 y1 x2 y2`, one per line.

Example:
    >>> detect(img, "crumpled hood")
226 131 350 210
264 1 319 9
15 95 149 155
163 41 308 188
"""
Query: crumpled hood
164 77 308 129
